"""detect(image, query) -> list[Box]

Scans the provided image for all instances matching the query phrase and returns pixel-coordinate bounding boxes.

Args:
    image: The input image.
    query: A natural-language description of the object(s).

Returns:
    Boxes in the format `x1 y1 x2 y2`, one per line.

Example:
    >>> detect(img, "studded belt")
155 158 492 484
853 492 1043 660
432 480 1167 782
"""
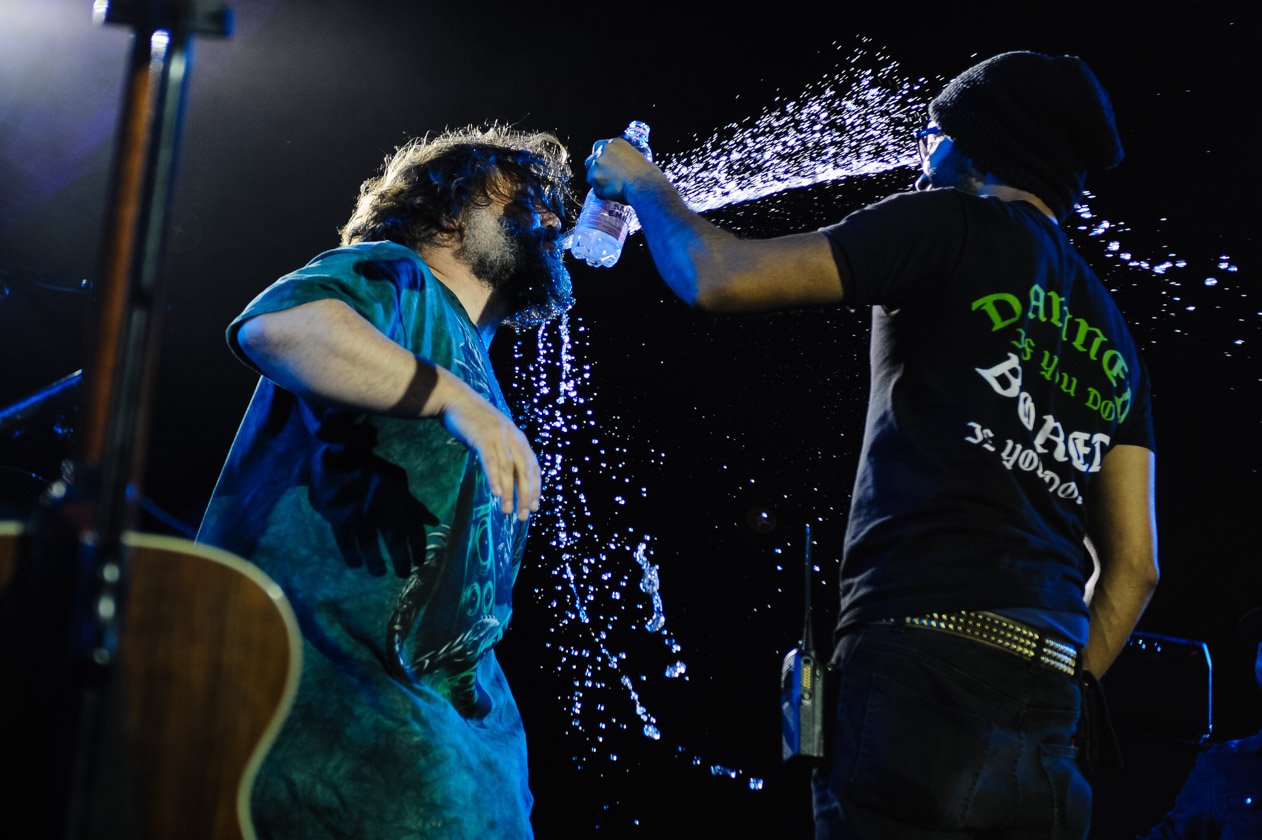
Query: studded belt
879 610 1079 676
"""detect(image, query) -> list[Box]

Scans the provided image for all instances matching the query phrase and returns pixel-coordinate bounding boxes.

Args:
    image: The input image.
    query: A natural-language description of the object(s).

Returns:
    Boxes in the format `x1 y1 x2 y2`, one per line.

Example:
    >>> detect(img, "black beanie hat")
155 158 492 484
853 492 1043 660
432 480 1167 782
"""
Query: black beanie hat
929 51 1124 221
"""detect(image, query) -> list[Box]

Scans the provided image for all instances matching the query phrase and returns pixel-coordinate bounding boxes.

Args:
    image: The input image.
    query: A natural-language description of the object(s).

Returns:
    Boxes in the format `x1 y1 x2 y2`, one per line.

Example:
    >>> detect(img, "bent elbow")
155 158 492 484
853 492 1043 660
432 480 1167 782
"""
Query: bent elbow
235 315 267 354
691 260 752 313
692 279 727 312
655 255 713 311
235 313 307 386
678 234 746 312
236 315 285 366
1125 548 1161 596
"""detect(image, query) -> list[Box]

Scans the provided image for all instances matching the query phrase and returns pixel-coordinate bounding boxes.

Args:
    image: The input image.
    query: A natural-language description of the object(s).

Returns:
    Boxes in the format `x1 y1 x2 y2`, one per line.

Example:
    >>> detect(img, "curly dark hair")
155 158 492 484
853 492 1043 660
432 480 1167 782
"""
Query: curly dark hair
339 122 574 250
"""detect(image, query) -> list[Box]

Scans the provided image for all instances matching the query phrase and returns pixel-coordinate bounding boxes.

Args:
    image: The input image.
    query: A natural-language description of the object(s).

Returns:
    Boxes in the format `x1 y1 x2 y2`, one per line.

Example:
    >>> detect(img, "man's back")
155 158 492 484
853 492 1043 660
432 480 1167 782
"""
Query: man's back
823 188 1153 643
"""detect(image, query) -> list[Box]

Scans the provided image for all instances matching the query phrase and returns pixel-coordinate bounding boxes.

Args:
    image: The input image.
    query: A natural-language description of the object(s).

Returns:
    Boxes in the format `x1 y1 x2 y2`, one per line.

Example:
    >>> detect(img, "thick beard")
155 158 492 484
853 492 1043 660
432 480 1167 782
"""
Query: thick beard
460 209 574 332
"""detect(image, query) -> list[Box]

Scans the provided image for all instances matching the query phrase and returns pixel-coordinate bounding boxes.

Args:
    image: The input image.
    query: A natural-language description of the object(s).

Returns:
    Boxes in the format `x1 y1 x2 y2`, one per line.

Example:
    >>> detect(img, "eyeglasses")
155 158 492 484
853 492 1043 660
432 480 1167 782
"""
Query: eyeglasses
915 124 945 165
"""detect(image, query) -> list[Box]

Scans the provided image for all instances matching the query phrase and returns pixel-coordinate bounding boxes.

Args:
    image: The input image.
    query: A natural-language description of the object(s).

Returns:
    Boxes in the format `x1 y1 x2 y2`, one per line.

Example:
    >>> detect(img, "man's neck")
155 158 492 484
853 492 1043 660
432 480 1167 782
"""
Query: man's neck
977 180 1059 224
418 245 502 345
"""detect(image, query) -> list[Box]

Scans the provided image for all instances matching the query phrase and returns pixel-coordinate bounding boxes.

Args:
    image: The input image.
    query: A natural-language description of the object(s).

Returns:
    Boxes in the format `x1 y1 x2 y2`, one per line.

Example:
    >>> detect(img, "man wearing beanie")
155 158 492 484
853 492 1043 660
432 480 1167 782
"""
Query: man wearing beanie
585 48 1158 839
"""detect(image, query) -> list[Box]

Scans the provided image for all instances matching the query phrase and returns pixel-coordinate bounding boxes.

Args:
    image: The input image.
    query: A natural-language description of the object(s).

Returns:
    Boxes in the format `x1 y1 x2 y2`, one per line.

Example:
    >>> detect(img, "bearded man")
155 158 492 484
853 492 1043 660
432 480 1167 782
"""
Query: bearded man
196 123 574 840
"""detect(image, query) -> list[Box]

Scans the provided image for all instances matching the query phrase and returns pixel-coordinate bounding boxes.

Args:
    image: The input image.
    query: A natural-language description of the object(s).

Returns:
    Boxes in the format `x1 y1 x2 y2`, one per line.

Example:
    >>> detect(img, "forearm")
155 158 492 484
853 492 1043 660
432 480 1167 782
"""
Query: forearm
1081 443 1159 678
1081 559 1158 677
240 297 540 520
236 298 468 417
625 177 843 312
589 138 842 311
623 175 738 309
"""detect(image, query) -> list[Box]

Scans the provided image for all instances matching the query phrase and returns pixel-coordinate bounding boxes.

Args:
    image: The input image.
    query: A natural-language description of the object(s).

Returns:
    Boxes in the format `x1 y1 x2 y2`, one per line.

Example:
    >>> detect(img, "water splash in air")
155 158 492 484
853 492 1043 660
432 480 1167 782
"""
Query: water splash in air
511 316 706 780
663 40 925 216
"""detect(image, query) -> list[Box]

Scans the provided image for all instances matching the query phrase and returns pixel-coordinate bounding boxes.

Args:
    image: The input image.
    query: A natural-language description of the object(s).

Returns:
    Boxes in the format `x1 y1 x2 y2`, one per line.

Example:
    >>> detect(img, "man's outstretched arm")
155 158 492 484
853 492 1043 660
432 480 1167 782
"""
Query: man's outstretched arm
586 138 844 313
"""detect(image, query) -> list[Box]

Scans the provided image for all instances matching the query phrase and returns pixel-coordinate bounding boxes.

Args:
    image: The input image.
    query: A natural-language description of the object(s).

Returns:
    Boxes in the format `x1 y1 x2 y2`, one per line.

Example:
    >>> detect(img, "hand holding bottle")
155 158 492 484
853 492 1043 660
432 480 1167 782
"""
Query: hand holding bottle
584 137 664 205
567 120 653 268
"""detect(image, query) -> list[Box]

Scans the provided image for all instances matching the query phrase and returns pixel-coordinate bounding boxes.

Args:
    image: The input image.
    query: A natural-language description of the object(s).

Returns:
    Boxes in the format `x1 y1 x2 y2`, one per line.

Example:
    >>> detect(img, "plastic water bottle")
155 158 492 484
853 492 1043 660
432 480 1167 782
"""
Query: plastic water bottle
568 120 652 268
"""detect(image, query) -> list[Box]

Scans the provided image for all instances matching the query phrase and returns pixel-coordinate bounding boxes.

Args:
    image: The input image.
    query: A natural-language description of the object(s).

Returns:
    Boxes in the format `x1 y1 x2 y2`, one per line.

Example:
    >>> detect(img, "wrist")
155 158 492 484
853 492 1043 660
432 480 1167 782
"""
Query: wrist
423 361 466 418
623 168 668 209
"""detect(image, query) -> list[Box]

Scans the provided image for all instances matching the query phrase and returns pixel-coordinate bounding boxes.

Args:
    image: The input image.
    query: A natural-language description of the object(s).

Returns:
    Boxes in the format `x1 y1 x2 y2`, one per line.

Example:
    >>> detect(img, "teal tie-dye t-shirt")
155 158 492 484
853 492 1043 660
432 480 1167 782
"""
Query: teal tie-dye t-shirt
197 241 534 839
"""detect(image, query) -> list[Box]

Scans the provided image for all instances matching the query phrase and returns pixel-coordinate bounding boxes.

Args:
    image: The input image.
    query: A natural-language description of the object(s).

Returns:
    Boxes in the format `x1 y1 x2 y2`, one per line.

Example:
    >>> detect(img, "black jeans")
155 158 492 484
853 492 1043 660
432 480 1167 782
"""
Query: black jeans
811 623 1090 839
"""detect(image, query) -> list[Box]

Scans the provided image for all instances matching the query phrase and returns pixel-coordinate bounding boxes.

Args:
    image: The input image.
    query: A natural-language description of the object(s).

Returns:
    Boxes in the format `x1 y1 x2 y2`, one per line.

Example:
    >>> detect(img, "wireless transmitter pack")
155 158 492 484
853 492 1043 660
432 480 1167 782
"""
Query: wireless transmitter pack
781 524 825 764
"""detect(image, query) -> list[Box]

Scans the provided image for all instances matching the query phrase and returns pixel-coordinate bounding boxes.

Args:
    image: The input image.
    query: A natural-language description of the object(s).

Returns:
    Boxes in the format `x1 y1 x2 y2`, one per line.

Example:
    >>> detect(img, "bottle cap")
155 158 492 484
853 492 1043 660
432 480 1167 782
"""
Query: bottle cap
623 121 652 159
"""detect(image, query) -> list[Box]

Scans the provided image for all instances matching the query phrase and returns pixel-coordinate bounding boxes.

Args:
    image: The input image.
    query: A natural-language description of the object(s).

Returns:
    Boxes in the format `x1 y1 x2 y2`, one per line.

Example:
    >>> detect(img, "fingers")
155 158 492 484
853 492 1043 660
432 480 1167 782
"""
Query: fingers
477 422 541 520
491 433 516 515
491 426 540 521
585 138 613 172
511 431 542 521
440 385 541 521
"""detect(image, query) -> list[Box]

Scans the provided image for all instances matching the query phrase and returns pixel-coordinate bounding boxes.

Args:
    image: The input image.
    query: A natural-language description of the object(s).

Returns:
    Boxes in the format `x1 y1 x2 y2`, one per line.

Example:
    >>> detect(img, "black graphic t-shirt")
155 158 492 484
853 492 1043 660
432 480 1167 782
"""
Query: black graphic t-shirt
821 189 1155 643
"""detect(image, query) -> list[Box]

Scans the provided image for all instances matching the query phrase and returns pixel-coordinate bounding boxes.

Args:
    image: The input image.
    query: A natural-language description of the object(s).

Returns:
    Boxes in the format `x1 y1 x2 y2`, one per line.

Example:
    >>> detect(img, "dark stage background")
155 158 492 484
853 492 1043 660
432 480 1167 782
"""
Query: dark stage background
1 2 1257 837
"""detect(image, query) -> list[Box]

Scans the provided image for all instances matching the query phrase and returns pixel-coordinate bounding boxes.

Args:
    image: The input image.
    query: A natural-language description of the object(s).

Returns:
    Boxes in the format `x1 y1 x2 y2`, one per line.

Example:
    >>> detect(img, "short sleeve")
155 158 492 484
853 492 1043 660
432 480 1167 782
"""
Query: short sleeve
1112 349 1156 453
820 189 969 308
225 242 425 373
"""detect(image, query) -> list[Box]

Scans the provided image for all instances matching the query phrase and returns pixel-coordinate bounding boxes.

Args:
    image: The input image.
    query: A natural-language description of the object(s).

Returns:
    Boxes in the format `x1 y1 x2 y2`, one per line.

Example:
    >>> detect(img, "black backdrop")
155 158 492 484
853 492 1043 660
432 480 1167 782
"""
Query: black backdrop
1 1 1257 837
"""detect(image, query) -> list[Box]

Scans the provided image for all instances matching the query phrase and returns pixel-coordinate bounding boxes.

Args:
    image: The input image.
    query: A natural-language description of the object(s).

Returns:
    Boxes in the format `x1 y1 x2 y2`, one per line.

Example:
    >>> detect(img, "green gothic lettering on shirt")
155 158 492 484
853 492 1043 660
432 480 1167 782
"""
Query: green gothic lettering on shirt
1100 348 1128 387
972 283 1130 387
1031 286 1109 361
1011 328 1036 361
972 292 1022 331
1038 351 1078 396
1087 385 1133 423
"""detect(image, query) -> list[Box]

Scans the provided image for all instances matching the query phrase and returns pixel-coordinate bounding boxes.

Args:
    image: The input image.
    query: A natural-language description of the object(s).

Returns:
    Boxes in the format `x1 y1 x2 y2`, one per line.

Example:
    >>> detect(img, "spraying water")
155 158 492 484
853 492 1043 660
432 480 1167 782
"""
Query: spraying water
662 39 926 217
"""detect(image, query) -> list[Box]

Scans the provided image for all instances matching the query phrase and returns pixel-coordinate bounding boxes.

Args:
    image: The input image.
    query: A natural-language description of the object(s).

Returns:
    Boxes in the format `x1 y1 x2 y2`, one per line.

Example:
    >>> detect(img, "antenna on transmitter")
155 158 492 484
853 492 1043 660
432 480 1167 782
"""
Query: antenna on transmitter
780 523 824 763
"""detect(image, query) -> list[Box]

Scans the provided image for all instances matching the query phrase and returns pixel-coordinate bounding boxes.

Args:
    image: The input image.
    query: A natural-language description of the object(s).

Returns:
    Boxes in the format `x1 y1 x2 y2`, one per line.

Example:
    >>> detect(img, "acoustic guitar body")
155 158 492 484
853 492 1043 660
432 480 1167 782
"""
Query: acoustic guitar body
0 521 301 840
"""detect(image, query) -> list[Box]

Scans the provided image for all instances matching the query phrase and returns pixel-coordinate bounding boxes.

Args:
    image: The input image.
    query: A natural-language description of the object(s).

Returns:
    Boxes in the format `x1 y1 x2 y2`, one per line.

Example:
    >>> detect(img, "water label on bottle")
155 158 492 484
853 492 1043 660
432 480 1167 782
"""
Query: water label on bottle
579 202 635 242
